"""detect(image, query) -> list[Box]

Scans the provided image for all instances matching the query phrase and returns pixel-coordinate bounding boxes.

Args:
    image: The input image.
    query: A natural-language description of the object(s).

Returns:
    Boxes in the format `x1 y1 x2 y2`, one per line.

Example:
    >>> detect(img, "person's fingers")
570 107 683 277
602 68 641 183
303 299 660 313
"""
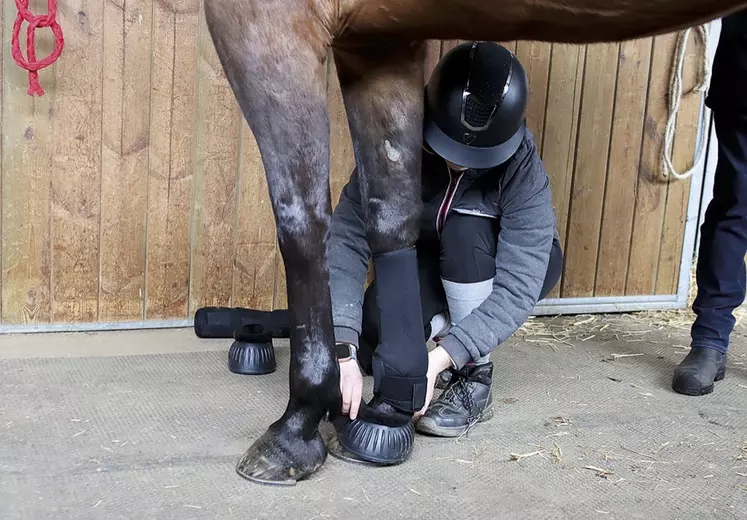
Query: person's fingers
341 379 351 415
350 380 363 420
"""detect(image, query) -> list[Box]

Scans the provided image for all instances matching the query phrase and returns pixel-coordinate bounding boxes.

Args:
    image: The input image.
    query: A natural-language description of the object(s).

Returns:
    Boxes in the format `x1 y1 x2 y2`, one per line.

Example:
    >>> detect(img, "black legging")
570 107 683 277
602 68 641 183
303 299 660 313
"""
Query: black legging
358 213 563 374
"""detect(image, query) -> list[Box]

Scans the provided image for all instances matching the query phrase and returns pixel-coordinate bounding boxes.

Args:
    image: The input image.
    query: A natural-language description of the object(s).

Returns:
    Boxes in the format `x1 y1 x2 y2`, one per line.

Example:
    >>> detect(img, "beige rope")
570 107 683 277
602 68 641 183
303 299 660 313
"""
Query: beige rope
661 24 712 181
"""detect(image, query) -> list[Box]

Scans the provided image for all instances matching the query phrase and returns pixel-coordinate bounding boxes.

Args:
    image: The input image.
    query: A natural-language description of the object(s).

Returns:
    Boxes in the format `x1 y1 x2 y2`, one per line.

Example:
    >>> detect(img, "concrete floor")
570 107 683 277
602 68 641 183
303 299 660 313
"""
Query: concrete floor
1 315 746 520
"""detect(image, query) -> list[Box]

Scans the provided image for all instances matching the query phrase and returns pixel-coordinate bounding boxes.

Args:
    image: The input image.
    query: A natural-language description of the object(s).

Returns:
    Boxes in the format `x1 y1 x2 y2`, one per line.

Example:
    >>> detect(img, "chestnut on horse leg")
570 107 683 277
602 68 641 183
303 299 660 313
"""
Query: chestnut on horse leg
204 0 747 486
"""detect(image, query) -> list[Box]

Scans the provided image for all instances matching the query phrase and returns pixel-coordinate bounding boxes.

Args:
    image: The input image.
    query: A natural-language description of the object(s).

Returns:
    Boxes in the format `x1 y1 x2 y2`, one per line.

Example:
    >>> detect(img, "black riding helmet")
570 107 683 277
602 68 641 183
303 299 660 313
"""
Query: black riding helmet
424 41 529 169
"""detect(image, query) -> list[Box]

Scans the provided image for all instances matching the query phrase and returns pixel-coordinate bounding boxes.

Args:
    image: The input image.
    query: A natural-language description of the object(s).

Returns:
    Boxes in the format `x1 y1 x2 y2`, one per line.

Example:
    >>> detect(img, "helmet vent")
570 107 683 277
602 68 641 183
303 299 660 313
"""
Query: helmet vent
462 92 497 131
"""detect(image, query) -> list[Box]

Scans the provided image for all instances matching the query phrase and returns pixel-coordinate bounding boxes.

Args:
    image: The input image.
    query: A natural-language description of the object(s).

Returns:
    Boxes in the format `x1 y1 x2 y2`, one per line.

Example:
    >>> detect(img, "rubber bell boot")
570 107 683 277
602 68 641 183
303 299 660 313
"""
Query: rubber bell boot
228 324 276 375
331 396 415 466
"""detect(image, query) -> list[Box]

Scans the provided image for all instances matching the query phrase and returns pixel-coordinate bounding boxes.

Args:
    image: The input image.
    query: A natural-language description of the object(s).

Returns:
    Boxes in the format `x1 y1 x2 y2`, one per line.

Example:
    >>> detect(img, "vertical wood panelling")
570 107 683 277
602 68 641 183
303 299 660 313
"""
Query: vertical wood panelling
540 44 585 299
0 0 3 319
328 57 355 209
188 9 241 312
0 25 708 325
424 40 442 83
145 0 199 319
1 0 56 324
99 0 153 320
656 32 703 295
561 43 619 297
49 0 104 322
626 34 678 295
515 42 552 151
595 38 653 296
232 123 276 310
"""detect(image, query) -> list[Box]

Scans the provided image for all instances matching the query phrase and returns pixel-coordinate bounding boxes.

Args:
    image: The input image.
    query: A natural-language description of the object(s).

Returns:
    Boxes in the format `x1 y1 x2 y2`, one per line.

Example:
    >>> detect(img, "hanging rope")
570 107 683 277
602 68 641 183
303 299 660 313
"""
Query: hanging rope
11 0 64 97
660 24 712 181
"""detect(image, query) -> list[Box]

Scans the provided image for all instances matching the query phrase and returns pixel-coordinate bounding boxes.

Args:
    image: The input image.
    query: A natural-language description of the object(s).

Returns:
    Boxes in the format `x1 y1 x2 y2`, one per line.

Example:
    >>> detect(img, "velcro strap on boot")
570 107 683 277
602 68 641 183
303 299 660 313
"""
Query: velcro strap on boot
372 356 428 412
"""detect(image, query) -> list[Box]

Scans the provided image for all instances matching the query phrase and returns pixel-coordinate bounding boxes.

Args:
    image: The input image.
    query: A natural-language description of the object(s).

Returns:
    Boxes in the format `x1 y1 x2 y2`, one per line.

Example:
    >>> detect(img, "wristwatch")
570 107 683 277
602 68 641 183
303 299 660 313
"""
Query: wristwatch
335 341 357 362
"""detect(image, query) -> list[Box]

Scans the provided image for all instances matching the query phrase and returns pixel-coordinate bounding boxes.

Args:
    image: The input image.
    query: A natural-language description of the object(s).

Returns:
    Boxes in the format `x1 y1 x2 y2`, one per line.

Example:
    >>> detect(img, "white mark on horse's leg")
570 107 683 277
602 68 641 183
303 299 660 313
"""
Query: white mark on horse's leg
384 140 402 163
296 327 332 387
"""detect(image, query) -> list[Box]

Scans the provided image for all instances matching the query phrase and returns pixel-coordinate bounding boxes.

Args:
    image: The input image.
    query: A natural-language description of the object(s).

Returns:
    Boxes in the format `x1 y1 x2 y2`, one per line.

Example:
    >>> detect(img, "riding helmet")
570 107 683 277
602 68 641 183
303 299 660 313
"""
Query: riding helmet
424 41 529 169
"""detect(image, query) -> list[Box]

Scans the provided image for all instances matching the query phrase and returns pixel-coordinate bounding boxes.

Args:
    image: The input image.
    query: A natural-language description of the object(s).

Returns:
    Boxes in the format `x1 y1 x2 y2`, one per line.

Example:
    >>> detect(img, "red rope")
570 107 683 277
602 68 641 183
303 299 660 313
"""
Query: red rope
11 0 64 97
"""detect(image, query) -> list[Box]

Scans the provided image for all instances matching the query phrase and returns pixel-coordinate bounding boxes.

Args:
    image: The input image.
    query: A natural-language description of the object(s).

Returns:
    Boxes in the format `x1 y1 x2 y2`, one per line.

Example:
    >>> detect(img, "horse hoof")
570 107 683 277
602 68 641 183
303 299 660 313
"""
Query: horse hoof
336 397 415 465
228 325 276 375
236 426 327 486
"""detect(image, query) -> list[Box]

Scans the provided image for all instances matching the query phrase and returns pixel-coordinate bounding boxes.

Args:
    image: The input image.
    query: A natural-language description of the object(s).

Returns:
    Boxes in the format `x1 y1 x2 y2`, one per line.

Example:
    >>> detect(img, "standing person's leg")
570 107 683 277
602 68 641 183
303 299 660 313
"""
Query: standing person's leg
673 11 747 396
673 113 747 394
416 213 563 436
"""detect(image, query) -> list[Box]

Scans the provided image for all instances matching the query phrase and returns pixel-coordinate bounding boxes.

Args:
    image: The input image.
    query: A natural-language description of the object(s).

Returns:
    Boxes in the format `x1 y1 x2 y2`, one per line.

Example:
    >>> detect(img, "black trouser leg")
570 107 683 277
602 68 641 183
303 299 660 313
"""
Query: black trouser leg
439 213 563 298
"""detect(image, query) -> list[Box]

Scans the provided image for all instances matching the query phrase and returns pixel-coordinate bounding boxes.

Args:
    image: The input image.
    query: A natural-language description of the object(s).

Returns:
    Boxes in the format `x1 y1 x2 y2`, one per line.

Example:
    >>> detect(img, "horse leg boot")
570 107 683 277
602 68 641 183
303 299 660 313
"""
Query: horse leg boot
329 42 429 465
204 1 340 485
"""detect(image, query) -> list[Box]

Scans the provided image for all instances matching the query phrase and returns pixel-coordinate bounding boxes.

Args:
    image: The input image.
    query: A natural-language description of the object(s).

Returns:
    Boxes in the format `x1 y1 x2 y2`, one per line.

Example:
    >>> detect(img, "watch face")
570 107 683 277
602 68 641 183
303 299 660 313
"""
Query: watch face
335 343 352 359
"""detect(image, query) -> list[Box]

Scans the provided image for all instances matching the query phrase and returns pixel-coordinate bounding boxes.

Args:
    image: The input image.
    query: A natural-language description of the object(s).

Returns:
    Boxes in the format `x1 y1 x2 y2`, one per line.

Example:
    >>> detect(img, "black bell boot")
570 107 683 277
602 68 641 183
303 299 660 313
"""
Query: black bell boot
415 362 494 437
672 347 727 396
227 324 276 375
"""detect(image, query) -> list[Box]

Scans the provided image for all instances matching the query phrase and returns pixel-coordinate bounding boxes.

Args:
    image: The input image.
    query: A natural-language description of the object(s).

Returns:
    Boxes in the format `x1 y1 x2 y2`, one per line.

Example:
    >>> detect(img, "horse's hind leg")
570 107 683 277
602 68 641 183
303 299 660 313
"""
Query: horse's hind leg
204 0 338 485
332 42 430 459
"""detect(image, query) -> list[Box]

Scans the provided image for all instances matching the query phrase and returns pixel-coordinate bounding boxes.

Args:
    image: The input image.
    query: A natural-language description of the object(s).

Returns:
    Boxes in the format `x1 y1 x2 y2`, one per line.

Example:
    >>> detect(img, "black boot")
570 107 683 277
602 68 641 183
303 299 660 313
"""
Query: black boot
435 368 455 389
415 362 494 437
672 347 727 396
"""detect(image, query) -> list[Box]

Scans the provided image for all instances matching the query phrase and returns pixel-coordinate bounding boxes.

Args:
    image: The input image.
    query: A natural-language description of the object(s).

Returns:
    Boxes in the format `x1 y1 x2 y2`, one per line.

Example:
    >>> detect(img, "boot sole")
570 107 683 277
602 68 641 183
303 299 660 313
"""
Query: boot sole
415 406 494 438
672 366 726 396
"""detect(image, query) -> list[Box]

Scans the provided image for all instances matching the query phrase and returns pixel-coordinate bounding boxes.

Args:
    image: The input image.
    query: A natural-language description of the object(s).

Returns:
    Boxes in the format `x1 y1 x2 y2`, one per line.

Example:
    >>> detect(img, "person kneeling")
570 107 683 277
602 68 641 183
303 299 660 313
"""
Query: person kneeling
329 42 563 437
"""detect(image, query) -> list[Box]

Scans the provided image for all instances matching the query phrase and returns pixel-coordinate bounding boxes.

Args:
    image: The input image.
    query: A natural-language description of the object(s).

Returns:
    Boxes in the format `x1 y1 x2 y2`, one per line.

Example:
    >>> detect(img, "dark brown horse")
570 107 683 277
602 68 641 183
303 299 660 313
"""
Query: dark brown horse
202 0 747 485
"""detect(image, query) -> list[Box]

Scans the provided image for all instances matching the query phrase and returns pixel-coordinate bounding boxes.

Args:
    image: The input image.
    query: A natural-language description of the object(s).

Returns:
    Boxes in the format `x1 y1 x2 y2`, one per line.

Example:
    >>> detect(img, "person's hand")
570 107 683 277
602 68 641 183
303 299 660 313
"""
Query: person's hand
414 346 454 418
339 359 364 419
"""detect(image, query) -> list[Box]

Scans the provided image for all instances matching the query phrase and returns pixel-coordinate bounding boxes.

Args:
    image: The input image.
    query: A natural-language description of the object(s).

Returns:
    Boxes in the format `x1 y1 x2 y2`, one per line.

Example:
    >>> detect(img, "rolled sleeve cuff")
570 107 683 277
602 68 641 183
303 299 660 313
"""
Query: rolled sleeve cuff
438 334 472 370
334 326 360 348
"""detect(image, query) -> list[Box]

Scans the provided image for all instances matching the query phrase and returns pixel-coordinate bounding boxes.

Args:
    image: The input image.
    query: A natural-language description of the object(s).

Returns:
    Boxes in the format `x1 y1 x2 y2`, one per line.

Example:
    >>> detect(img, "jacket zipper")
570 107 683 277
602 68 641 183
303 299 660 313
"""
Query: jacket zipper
436 165 464 238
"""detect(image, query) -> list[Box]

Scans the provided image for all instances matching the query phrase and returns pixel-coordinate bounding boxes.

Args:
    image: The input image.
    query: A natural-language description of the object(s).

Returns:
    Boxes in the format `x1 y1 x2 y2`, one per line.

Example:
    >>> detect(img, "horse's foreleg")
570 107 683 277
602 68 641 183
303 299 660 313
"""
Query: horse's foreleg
332 42 429 463
204 0 338 485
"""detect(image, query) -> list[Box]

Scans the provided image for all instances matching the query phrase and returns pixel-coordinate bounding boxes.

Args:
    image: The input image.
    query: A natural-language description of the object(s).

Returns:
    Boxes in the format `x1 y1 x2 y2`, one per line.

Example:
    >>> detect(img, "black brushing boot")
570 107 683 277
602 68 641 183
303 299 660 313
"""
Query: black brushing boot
672 347 727 396
228 324 277 375
330 247 428 466
194 306 290 339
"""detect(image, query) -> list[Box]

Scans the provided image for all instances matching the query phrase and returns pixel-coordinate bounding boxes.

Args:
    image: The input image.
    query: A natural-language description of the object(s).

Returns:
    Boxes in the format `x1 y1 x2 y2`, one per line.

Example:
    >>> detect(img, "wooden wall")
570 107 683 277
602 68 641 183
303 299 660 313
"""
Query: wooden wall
0 1 706 325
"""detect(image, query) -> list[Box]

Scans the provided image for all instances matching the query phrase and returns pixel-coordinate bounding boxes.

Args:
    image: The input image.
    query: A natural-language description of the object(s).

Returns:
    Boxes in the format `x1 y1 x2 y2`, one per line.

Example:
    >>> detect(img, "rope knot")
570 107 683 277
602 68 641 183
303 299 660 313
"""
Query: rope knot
11 0 65 97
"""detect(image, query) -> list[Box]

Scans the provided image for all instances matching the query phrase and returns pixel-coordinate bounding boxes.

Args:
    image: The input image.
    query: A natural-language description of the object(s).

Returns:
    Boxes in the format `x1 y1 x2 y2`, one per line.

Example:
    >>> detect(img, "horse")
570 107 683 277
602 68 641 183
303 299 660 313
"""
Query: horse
202 0 747 485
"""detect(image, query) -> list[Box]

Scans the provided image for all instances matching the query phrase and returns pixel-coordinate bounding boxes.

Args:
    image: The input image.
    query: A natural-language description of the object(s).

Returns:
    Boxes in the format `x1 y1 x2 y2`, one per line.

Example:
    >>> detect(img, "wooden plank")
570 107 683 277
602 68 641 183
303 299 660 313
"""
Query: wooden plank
328 57 356 209
441 40 465 57
515 41 552 151
0 0 3 320
189 15 242 312
1 0 56 324
656 32 703 295
145 0 200 319
424 40 442 83
625 34 677 296
499 41 517 54
99 0 152 321
273 249 288 310
595 38 653 296
232 120 276 310
560 43 620 297
49 0 104 322
540 44 585 299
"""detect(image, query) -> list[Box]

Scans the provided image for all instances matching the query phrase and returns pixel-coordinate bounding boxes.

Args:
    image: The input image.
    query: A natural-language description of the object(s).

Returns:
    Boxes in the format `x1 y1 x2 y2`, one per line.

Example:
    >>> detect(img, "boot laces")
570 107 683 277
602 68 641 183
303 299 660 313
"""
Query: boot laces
441 369 483 433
